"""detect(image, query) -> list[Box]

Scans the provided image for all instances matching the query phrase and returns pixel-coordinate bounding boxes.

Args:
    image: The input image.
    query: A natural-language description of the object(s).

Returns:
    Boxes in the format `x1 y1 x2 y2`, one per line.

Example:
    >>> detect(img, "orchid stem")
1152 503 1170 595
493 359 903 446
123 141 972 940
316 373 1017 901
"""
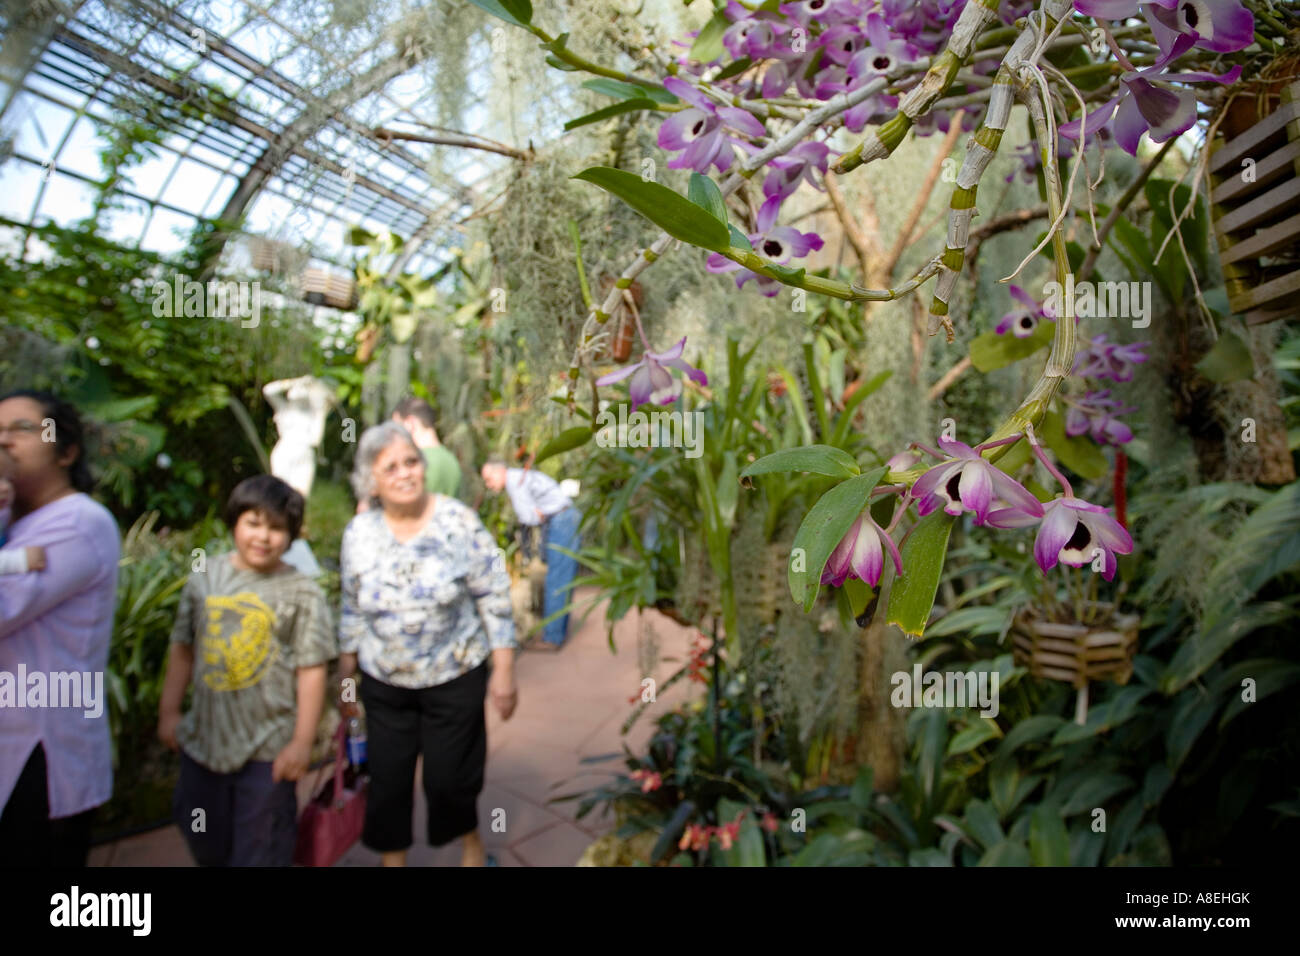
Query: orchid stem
1025 423 1073 498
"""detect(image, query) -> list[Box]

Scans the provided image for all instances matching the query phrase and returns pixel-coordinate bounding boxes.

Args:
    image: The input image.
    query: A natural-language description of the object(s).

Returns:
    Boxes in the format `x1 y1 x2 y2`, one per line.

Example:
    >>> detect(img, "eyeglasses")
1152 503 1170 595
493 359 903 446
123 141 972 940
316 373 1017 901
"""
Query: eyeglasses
0 421 44 438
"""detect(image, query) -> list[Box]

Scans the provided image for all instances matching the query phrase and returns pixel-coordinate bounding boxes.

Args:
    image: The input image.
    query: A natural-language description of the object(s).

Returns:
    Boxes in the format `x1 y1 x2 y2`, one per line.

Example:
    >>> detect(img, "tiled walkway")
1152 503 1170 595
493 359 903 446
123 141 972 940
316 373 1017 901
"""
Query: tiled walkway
89 589 700 867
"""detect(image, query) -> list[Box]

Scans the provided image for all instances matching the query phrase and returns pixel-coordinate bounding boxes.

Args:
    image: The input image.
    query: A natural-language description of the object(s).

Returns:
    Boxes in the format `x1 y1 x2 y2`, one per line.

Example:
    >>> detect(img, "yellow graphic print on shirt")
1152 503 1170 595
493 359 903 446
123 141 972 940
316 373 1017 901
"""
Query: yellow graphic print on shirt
201 591 280 691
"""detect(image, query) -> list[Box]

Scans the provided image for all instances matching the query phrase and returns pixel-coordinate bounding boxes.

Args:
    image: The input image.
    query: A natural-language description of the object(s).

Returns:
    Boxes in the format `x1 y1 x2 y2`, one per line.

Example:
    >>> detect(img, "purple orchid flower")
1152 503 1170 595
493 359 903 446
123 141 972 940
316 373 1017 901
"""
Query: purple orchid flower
763 141 831 202
912 436 1045 526
1060 33 1242 156
995 284 1057 337
658 76 768 174
706 195 825 296
722 1 788 61
1065 390 1136 446
1074 0 1254 56
1033 497 1133 581
1073 335 1149 383
887 449 924 472
819 22 868 66
847 13 922 82
595 337 708 409
821 509 904 588
781 0 863 30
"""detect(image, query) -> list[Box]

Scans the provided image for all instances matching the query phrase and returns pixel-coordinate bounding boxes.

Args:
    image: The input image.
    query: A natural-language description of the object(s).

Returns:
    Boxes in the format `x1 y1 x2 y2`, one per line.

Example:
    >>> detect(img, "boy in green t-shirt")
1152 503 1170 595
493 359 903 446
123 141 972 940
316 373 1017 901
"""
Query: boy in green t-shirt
158 475 337 866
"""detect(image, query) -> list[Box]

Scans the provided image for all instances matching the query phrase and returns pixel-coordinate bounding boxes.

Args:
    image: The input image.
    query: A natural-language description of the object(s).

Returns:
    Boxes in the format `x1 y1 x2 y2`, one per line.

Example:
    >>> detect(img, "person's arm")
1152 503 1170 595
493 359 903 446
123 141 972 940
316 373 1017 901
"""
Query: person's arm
273 664 326 782
275 581 338 780
465 512 518 719
0 547 39 574
337 523 364 710
158 579 197 751
0 520 109 639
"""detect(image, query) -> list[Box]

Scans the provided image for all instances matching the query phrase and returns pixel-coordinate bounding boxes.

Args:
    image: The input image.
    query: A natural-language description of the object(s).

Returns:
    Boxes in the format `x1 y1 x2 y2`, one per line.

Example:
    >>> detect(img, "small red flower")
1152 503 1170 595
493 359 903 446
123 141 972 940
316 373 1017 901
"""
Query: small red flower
630 769 663 793
761 812 779 833
678 823 710 852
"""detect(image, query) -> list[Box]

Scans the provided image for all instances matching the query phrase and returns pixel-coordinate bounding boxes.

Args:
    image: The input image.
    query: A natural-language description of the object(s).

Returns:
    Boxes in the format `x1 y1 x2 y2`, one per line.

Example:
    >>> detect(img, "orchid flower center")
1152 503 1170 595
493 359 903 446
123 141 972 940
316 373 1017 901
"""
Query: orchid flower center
691 119 705 136
1180 1 1202 32
873 55 892 71
1064 521 1091 553
945 472 963 502
762 238 784 257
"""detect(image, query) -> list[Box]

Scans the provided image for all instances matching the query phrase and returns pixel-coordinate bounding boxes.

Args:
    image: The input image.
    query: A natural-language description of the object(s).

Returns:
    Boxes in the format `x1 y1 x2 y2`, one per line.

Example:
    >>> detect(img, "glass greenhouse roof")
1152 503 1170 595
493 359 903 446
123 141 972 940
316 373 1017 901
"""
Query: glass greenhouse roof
0 0 575 275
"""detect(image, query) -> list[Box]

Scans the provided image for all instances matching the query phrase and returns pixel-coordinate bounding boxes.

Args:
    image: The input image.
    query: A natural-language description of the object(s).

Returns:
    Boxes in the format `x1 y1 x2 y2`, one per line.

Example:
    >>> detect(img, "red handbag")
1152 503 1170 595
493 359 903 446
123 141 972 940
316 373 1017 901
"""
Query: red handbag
294 722 368 867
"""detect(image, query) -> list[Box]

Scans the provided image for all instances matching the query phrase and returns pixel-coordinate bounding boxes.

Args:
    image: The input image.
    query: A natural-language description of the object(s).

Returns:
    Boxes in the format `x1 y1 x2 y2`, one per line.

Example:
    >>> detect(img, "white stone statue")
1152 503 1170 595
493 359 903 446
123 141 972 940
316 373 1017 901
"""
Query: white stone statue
263 375 335 499
263 375 335 576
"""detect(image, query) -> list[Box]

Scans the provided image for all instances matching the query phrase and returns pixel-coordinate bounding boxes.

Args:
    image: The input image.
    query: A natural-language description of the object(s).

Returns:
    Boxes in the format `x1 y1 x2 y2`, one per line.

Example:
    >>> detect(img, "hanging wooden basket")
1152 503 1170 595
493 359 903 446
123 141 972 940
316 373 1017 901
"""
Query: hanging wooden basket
1208 77 1300 323
1010 603 1139 689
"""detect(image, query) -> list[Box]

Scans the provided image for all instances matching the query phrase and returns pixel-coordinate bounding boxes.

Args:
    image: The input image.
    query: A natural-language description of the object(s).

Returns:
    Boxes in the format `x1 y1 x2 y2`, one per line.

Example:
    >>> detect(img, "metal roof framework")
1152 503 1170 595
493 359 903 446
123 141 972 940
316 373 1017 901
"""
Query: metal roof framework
0 0 562 277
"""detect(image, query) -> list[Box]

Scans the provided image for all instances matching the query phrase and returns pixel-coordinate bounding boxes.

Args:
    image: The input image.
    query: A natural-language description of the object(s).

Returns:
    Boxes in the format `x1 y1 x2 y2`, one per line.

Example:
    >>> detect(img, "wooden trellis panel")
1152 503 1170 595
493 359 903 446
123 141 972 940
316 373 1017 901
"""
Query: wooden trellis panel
1209 81 1300 322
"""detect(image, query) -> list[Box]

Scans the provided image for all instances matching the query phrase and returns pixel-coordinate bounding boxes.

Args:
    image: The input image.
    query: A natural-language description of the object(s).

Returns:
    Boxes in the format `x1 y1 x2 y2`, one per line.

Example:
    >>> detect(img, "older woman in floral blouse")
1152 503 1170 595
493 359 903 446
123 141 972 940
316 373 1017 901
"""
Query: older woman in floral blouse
339 422 517 867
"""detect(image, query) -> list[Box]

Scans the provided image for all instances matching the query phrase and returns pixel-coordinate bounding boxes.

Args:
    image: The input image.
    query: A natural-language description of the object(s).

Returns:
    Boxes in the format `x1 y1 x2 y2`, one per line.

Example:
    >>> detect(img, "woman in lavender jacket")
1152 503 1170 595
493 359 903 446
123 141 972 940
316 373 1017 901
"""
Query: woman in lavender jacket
0 391 121 867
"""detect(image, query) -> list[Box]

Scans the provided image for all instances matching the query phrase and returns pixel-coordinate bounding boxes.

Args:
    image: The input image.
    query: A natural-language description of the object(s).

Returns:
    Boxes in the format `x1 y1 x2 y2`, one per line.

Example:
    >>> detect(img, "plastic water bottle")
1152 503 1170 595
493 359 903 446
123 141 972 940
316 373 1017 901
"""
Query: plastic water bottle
346 716 367 767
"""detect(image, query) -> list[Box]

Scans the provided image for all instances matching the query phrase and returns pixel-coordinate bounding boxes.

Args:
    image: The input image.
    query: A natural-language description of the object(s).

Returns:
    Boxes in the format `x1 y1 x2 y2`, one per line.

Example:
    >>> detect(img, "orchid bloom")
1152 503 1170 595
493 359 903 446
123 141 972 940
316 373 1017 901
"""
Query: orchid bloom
995 284 1057 337
1033 497 1134 581
1065 390 1136 446
763 141 831 202
706 195 825 296
1060 33 1241 156
821 509 904 588
595 337 708 409
1073 335 1149 383
993 427 1135 581
1074 0 1254 56
722 1 787 60
658 76 767 174
912 436 1046 527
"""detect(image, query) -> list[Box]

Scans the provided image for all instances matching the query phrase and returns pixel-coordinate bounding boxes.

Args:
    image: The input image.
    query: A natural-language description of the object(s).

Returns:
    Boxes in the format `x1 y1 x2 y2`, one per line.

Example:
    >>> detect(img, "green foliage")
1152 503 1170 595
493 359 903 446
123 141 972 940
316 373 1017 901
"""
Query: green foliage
573 166 732 252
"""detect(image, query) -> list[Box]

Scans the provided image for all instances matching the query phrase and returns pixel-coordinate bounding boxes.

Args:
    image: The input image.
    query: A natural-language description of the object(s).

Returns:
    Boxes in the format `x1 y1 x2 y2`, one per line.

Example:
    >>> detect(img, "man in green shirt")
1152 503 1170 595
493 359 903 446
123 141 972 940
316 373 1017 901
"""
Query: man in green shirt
393 397 461 498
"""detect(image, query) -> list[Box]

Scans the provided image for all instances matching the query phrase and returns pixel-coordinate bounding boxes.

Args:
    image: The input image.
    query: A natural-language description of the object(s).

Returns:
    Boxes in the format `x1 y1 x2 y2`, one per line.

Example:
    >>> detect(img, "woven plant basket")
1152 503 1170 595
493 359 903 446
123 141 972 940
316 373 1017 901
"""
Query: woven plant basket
1010 603 1139 689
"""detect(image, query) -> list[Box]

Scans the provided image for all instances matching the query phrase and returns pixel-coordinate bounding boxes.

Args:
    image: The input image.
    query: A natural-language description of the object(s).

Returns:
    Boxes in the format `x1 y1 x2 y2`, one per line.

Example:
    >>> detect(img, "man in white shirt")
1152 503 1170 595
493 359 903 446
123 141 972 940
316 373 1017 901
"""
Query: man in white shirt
481 460 581 651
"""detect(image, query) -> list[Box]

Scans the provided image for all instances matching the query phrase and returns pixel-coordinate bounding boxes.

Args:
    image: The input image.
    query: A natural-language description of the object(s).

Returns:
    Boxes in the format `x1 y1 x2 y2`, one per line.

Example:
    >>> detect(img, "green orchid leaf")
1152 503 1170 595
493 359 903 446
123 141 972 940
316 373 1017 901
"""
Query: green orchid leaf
1029 805 1070 867
740 444 860 481
687 172 728 226
689 12 728 63
728 225 753 251
969 320 1054 373
564 99 660 130
534 425 594 465
977 841 1032 866
885 511 955 638
1195 328 1254 383
466 0 531 27
789 466 889 612
573 167 731 252
581 78 677 104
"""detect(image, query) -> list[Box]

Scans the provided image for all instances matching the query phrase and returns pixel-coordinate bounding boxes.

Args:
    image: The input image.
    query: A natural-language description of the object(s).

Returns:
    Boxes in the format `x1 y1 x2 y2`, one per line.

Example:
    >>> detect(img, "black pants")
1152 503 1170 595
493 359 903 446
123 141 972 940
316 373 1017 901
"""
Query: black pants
359 663 488 851
172 752 299 867
0 744 96 867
